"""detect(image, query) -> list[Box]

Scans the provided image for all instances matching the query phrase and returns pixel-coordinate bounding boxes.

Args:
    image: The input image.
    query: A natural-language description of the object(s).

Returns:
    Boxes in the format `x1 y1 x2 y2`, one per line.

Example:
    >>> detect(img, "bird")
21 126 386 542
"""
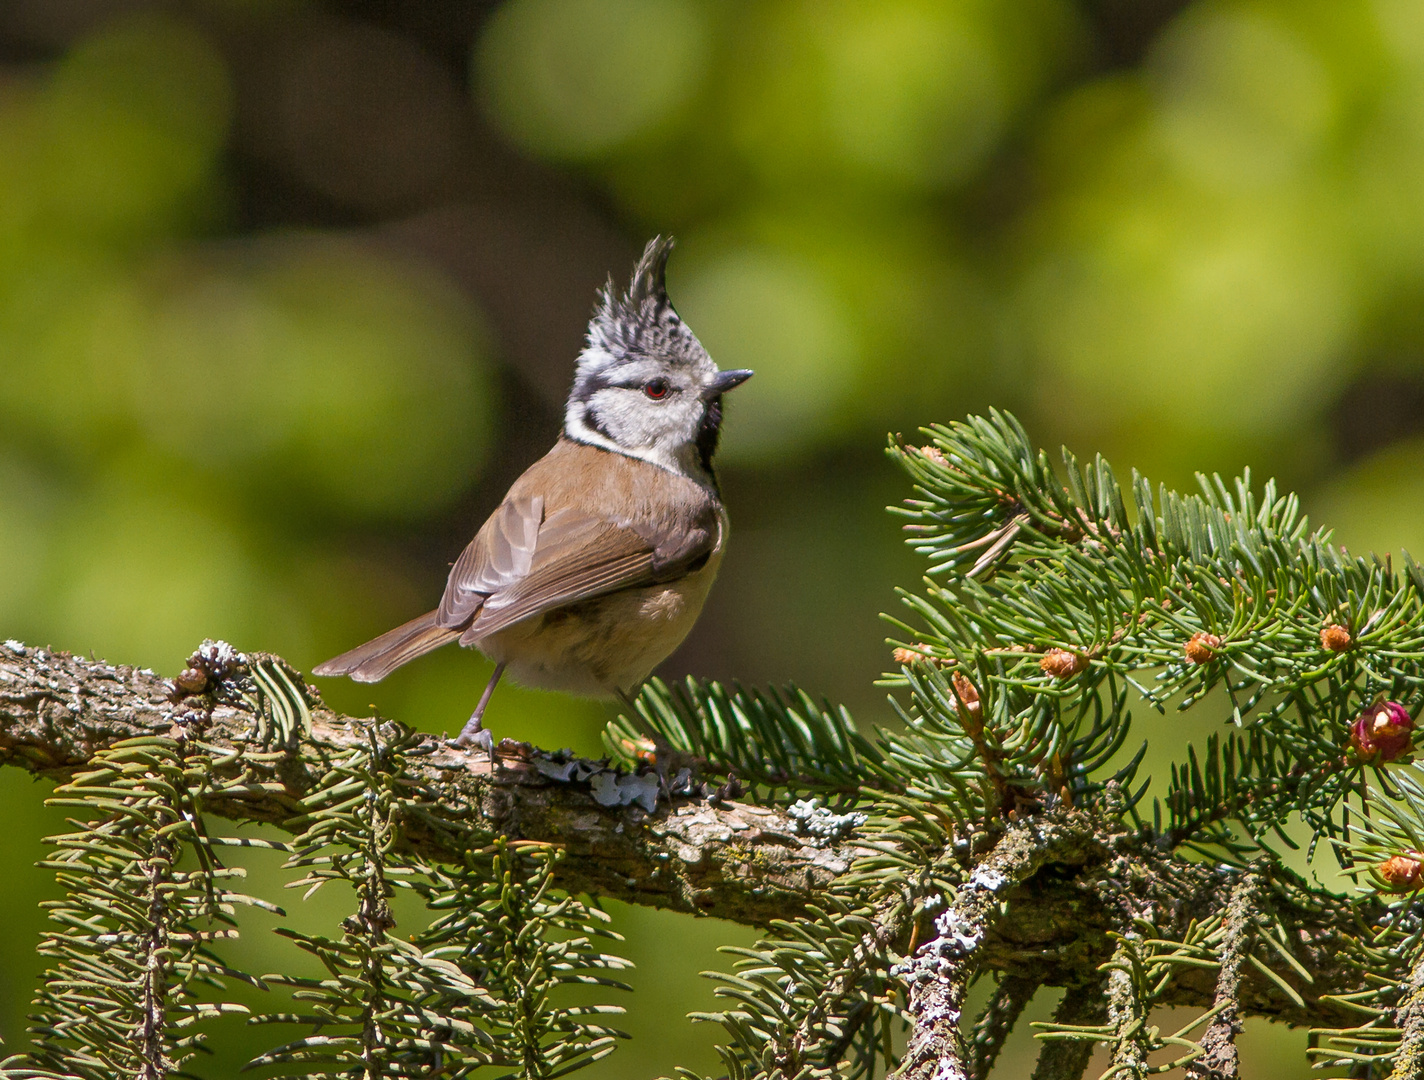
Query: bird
312 237 752 759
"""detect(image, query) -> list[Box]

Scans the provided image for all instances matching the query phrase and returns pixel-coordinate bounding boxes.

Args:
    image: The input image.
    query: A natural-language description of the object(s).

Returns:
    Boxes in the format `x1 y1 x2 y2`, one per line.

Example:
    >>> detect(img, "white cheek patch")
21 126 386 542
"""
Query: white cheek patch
565 389 705 478
565 390 673 470
589 390 651 446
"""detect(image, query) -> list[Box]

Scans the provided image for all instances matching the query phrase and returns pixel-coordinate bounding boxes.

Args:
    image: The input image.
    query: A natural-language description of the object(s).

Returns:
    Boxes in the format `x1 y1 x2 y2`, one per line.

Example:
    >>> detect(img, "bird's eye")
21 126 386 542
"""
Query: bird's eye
643 378 671 399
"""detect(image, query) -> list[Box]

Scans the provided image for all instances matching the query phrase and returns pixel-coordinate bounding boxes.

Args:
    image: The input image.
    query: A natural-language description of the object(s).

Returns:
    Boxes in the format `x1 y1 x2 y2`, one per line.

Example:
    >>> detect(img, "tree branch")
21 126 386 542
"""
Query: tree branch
1389 952 1424 1080
1186 867 1264 1080
0 640 1404 1035
967 975 1036 1080
1031 976 1108 1080
0 641 848 928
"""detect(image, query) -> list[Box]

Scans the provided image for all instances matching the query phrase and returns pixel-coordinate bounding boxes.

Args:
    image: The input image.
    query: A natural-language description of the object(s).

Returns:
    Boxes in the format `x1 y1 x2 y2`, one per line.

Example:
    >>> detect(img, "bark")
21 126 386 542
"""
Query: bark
1389 955 1424 1080
0 642 848 927
1031 977 1109 1080
1104 937 1149 1079
1186 869 1264 1080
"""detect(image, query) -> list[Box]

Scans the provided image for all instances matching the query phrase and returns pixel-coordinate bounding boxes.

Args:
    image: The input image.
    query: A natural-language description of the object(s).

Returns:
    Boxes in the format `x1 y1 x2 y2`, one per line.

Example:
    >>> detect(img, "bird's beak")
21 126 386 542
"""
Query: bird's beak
702 368 754 400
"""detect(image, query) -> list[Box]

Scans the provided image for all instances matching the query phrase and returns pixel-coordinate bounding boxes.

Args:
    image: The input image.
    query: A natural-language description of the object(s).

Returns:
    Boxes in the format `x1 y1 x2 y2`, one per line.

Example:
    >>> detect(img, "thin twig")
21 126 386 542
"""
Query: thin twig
1030 977 1108 1080
968 974 1036 1080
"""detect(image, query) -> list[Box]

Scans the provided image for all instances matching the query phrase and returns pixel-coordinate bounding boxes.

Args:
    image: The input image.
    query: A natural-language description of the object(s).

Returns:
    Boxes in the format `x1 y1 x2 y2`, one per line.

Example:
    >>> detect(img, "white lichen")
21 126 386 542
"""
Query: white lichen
787 797 867 844
969 866 1007 892
932 909 982 956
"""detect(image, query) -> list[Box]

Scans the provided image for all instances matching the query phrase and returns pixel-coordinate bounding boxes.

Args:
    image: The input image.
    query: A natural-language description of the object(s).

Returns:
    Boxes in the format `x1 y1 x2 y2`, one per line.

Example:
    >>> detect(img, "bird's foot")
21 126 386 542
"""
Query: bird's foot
649 743 701 802
452 715 496 763
448 662 506 762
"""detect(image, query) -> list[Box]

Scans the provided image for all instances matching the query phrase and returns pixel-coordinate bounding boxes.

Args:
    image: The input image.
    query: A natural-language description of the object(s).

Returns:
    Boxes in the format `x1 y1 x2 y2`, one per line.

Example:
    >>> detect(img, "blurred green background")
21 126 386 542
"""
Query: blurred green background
1 0 1422 1075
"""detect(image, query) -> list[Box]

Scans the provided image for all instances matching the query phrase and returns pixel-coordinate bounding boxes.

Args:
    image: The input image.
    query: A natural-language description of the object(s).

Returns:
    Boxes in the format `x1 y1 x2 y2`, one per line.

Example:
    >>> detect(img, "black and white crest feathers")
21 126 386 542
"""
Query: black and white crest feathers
572 236 714 400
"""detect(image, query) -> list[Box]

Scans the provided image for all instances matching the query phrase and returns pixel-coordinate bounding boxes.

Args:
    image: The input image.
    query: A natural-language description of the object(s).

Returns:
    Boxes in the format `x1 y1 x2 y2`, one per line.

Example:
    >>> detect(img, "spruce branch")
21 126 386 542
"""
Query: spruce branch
4 734 272 1079
0 643 851 928
0 639 1409 1058
414 838 630 1078
249 724 541 1077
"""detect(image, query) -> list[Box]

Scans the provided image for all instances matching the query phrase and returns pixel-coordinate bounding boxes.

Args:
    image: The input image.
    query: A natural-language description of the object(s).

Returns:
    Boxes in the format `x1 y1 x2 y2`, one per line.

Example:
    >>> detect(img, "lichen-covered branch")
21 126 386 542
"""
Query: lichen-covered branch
1186 869 1264 1080
894 812 1105 1080
1103 936 1150 1079
1389 953 1424 1080
0 641 848 928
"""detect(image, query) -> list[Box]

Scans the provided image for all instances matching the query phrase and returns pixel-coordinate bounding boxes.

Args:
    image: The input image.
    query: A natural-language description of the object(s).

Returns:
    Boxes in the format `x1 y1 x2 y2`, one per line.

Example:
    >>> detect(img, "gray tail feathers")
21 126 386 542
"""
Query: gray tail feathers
312 610 460 683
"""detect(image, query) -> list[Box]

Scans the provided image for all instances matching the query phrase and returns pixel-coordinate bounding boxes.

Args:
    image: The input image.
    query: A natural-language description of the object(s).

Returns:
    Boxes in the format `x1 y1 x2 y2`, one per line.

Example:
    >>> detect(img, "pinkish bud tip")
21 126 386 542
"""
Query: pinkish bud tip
1350 700 1413 764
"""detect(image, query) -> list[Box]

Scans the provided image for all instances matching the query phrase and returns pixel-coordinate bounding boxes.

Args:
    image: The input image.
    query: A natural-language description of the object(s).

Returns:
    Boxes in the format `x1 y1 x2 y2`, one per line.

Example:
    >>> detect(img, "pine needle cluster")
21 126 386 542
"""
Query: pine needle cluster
607 411 1424 1078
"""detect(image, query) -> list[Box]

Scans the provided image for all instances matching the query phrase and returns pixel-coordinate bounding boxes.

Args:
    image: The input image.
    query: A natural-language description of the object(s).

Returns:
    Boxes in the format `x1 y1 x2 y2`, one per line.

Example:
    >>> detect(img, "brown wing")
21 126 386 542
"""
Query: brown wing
310 496 544 683
459 502 719 644
436 495 544 627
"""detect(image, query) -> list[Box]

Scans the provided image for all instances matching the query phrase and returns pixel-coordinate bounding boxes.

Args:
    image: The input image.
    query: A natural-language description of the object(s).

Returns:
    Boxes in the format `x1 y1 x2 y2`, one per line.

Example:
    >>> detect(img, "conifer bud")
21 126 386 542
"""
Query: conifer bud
917 445 946 464
620 736 658 765
1184 632 1221 665
951 672 982 726
175 667 208 694
1040 649 1084 678
893 644 936 666
1320 624 1352 652
1378 854 1424 892
1350 701 1413 764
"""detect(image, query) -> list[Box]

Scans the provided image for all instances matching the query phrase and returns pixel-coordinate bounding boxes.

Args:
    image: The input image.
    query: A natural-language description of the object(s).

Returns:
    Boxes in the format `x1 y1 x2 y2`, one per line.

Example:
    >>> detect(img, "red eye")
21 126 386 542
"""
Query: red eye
644 378 670 399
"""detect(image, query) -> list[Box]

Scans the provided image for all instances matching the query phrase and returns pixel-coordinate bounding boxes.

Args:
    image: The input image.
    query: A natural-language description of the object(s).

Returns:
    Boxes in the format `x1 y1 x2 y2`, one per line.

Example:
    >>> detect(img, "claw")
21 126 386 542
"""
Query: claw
452 723 495 762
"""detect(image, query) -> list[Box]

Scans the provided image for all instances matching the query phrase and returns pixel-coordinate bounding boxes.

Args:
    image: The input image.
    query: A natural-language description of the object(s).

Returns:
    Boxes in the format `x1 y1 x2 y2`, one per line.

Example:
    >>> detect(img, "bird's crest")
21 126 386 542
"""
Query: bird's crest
572 237 713 398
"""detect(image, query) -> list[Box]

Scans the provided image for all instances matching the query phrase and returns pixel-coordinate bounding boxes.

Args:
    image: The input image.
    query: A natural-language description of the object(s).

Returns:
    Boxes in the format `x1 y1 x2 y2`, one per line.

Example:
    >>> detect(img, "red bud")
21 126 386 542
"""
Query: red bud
1351 701 1413 764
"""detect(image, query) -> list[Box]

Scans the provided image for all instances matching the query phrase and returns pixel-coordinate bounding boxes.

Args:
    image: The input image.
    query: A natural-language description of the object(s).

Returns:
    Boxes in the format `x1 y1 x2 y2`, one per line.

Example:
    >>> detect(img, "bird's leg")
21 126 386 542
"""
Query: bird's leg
617 686 674 796
454 662 506 762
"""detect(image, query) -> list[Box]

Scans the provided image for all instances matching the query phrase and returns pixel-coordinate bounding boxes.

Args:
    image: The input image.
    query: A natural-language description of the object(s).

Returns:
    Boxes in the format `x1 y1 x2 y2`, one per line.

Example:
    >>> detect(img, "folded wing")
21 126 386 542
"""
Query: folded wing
313 488 718 681
437 496 544 627
459 503 718 643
